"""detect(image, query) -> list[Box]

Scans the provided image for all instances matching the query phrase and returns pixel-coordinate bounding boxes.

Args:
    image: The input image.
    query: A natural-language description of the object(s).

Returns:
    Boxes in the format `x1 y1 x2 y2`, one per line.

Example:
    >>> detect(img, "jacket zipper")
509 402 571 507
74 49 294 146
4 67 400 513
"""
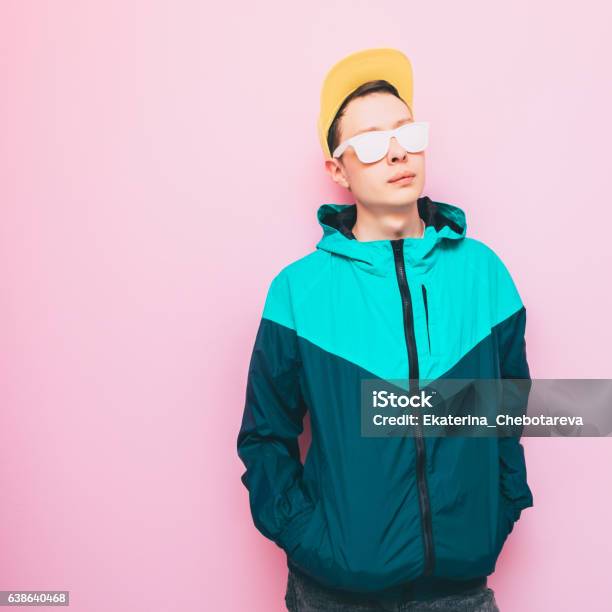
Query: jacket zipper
391 239 435 577
421 284 431 354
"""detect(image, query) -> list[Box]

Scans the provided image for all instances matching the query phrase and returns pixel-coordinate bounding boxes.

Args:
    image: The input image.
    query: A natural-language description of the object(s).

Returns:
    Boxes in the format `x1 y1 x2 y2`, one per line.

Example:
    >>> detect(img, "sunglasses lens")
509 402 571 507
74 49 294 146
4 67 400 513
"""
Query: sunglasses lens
353 132 389 163
397 122 429 152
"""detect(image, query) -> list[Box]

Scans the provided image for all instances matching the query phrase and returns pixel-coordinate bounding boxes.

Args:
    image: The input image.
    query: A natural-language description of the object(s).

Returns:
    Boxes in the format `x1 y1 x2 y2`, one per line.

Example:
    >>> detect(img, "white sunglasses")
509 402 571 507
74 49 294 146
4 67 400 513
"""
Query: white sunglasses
332 121 429 164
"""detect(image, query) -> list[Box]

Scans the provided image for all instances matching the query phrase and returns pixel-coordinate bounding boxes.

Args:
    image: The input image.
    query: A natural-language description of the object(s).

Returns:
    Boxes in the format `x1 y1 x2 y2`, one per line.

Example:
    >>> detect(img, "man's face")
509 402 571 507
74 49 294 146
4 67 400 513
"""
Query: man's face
325 92 426 208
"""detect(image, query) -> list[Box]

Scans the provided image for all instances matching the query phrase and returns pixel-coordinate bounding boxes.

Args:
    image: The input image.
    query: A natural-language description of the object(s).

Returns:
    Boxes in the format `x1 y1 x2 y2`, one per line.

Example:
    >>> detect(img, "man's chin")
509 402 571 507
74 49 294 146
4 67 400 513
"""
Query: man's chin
380 188 423 207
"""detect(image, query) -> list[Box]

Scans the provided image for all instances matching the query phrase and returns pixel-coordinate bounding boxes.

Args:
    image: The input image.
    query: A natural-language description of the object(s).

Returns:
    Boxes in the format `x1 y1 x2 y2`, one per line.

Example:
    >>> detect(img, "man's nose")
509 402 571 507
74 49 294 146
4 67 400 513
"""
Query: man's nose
387 136 408 161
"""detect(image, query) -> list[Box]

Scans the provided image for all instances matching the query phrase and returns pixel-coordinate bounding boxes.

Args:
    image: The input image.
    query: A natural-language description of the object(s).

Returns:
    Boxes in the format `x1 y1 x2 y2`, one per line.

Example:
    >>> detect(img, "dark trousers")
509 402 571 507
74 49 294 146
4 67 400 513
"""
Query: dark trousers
284 567 500 612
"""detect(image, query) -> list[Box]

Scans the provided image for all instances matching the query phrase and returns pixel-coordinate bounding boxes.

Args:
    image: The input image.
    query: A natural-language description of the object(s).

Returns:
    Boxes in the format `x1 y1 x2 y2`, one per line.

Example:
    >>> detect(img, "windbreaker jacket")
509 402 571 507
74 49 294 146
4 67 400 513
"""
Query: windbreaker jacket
237 196 533 595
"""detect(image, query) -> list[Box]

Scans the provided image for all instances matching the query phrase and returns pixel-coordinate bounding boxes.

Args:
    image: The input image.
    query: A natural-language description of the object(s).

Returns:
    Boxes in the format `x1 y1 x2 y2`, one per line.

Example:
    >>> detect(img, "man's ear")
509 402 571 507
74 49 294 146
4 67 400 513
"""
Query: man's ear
324 158 350 190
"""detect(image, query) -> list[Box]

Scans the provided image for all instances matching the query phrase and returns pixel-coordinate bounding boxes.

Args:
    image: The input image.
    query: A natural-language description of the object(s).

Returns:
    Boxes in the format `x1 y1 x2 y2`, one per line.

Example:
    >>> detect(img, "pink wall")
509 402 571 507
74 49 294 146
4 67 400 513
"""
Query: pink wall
1 2 611 611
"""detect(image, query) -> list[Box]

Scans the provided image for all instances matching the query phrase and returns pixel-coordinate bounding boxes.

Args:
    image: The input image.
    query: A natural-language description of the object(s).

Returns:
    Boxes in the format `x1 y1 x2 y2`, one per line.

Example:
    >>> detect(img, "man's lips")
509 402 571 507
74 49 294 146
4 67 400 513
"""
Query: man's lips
388 173 416 184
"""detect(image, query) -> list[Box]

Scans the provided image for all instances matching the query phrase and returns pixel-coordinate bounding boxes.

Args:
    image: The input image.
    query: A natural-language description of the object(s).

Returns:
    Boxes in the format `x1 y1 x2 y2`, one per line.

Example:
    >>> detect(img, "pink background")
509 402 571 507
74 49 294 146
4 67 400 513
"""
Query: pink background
1 2 611 611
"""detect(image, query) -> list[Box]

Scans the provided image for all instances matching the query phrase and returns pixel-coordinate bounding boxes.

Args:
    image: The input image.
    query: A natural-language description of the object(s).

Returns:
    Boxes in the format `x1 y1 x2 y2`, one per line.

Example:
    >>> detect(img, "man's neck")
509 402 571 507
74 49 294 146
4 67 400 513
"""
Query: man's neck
351 201 424 241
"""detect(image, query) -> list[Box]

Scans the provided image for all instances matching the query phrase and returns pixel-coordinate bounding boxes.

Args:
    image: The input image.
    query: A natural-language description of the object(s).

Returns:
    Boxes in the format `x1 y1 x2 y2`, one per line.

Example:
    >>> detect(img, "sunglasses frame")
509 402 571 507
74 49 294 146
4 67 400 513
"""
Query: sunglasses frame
332 121 430 163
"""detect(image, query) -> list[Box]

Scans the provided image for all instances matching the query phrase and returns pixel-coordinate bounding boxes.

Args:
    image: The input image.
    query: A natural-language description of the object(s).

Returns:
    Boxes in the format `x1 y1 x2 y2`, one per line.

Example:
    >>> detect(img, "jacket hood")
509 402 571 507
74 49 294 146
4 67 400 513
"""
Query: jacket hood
315 196 467 276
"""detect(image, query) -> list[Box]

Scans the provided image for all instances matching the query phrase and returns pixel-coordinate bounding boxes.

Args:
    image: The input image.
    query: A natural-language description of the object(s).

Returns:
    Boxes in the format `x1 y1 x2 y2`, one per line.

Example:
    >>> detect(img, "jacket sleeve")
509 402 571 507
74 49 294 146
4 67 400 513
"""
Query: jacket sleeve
491 252 534 525
236 271 314 551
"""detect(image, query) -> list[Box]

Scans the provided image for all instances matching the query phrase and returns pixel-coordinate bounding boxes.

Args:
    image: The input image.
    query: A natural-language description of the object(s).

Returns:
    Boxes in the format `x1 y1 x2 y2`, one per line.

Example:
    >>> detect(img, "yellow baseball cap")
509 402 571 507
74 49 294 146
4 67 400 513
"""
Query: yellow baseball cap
317 47 414 160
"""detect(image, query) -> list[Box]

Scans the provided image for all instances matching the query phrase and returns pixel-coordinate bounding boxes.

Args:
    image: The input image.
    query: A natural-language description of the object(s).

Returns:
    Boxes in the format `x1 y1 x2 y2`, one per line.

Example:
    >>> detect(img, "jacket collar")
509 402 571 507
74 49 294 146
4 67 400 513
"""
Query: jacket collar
315 196 467 276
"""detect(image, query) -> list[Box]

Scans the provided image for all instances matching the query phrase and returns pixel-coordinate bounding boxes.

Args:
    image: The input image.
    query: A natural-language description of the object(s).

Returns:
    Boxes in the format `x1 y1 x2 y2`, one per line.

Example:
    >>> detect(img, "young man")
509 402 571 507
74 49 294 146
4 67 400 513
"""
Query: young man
237 48 533 611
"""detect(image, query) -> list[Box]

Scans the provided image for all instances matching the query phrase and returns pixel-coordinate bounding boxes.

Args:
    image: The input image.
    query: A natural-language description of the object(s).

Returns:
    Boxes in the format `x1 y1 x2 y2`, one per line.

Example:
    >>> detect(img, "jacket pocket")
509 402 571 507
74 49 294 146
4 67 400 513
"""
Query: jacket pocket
277 498 319 556
283 496 331 579
280 462 336 586
421 283 432 354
